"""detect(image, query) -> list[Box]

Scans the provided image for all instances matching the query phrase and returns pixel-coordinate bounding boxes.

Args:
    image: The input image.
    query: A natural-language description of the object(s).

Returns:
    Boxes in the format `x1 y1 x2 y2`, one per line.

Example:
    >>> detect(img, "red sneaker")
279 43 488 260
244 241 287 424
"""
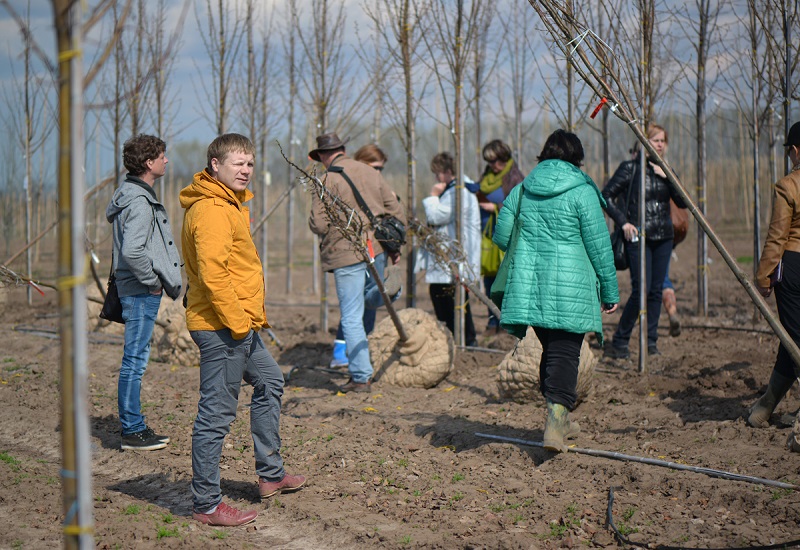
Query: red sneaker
192 501 258 527
259 473 306 499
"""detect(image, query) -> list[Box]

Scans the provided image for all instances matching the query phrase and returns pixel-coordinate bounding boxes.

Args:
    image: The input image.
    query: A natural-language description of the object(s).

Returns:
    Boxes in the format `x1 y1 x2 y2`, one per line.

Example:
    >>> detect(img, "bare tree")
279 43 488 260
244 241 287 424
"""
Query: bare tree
280 0 303 294
468 2 498 176
493 0 544 170
195 0 245 135
669 0 726 316
363 0 432 307
0 2 55 303
421 0 489 346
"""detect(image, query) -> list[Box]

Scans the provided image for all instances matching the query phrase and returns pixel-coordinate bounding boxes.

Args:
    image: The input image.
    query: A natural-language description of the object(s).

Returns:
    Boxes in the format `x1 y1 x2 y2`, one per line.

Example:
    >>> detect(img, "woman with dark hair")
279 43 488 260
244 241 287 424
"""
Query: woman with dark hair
468 139 525 332
602 124 687 359
492 129 619 452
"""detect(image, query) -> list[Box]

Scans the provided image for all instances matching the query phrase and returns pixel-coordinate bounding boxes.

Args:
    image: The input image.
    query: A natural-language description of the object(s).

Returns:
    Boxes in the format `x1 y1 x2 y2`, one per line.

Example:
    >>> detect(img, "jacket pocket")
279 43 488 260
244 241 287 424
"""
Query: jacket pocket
235 270 263 301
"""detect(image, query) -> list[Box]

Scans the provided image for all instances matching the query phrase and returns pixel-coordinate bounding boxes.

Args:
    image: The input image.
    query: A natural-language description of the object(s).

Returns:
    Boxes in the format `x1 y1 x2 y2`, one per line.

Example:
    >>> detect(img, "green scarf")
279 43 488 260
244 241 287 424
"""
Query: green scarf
479 158 514 195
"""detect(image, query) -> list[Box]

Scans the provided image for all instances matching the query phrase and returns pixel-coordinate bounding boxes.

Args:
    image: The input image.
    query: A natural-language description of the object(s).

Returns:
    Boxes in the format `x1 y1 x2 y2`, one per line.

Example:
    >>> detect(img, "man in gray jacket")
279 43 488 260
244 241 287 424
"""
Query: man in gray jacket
106 134 183 451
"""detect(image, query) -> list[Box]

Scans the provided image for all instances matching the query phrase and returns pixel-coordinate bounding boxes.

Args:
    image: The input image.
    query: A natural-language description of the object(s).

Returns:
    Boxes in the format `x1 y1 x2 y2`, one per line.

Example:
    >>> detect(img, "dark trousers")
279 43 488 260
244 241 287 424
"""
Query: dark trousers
533 326 584 411
613 238 673 349
429 283 477 346
774 250 800 380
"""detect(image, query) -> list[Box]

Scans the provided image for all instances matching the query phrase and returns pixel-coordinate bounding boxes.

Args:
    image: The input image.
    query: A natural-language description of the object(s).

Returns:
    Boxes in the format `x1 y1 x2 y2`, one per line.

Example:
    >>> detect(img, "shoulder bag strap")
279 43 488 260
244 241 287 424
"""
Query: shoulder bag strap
328 165 378 225
507 187 524 252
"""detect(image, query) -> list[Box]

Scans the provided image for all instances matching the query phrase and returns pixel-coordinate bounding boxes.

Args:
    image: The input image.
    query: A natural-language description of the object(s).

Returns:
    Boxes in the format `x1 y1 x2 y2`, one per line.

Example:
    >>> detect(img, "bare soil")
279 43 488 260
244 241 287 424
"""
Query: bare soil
1 233 800 549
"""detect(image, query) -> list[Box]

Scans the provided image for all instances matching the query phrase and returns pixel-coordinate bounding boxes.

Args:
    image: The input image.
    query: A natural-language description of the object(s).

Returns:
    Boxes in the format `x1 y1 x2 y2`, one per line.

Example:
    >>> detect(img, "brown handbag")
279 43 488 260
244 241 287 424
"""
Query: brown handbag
670 199 689 246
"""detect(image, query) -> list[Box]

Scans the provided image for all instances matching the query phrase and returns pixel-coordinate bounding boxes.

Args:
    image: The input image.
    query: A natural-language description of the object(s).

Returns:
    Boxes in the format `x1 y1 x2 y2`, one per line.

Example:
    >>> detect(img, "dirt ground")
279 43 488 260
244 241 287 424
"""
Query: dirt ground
1 231 800 549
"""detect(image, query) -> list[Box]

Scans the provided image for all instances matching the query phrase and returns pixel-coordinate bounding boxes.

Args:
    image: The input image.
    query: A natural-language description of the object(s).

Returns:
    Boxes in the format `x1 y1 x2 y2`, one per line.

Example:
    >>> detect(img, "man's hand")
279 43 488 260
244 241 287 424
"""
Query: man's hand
150 287 163 296
431 182 447 197
602 303 618 314
758 285 772 298
479 201 495 212
389 251 401 265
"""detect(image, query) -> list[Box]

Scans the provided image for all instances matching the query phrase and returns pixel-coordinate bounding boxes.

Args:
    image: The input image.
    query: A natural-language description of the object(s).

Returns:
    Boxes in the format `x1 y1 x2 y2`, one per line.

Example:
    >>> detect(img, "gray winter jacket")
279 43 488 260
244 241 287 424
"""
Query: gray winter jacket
105 175 183 300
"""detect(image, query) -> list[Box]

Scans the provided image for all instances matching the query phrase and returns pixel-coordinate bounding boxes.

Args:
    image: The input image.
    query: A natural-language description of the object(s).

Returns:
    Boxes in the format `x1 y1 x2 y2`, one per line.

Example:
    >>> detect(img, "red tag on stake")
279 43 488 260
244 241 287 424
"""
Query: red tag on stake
590 97 608 119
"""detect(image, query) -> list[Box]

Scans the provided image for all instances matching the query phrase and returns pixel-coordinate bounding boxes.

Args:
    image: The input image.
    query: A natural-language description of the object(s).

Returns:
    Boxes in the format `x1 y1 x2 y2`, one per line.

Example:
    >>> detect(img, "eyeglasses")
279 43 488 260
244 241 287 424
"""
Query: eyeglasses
374 166 384 172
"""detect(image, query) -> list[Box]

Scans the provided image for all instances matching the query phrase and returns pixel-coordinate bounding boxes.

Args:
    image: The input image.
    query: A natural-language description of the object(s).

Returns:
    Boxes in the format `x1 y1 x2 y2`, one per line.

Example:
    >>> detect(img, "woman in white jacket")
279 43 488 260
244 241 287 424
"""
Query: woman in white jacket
416 151 482 346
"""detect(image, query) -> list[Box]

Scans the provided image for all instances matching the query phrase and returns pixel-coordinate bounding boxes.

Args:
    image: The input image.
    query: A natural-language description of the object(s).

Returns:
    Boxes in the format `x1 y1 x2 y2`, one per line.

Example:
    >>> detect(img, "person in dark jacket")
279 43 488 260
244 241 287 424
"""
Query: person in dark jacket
602 124 687 358
493 130 619 452
106 134 183 451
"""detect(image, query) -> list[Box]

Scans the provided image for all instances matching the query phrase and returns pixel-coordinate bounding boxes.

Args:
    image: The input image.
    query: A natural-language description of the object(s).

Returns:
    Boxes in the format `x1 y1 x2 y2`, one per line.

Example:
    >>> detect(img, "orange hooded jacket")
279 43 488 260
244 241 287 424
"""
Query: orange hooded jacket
180 169 268 339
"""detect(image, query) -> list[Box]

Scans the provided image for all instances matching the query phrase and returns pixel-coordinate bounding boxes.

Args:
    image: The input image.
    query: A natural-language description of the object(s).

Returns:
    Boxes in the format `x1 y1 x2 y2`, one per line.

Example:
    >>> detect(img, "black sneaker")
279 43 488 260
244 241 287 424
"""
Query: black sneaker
605 345 630 359
121 428 168 451
647 344 661 356
141 426 170 444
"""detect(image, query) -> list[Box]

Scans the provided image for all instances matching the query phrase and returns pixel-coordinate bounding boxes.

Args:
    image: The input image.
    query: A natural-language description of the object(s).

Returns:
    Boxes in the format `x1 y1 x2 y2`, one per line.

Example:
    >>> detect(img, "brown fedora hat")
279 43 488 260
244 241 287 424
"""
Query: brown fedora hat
309 132 349 161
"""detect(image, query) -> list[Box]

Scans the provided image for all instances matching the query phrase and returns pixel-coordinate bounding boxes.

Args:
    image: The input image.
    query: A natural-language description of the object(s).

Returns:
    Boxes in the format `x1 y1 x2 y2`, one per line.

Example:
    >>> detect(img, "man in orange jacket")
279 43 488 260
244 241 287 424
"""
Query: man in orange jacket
180 134 305 527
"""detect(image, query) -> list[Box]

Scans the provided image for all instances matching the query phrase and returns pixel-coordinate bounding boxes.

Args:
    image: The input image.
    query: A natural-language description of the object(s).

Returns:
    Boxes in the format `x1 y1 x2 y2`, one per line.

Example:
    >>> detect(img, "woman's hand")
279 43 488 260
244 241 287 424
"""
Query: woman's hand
650 162 666 179
622 222 638 241
479 201 495 212
430 182 447 197
602 303 618 314
757 285 773 298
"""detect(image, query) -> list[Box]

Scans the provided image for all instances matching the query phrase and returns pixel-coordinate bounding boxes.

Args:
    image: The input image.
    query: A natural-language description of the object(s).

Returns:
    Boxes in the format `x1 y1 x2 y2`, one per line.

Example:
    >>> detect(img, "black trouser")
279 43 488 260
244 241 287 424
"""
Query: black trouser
533 326 584 411
613 238 672 349
429 283 477 346
774 250 800 380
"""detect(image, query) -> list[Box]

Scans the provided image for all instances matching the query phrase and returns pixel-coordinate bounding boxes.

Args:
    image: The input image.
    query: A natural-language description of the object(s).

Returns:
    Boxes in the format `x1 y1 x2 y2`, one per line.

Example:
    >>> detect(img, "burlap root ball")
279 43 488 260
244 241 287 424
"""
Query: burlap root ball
497 327 597 405
153 300 200 367
368 307 454 388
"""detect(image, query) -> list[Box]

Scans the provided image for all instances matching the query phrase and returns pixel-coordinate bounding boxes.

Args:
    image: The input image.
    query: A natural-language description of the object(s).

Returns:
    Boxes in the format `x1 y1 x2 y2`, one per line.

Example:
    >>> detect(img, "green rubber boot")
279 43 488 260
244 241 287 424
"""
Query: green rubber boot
543 401 574 453
747 370 796 428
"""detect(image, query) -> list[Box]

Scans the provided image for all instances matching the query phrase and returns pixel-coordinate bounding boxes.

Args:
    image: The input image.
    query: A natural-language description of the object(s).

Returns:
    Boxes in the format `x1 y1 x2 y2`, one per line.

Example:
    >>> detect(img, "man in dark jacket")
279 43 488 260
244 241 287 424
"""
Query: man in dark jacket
308 133 405 393
106 134 183 451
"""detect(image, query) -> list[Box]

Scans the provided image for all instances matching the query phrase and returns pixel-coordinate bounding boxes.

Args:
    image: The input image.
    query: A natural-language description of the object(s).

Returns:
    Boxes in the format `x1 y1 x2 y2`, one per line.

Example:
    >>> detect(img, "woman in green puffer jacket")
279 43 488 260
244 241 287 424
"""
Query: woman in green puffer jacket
493 130 620 452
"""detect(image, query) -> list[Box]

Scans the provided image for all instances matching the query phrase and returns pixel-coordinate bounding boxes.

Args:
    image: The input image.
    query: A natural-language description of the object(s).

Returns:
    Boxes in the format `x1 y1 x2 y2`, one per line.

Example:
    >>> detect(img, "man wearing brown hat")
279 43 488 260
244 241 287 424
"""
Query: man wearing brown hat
308 132 405 393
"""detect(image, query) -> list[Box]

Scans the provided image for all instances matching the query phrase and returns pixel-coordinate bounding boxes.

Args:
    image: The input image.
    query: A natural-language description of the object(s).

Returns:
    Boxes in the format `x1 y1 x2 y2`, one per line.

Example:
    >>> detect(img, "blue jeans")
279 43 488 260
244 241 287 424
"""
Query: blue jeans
190 329 285 513
612 238 672 349
118 293 162 435
335 252 388 339
333 261 373 383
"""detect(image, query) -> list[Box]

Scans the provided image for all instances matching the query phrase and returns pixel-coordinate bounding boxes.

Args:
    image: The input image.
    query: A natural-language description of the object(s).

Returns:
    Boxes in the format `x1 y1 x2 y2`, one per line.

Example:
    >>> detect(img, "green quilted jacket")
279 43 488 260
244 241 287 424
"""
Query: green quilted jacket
492 159 620 340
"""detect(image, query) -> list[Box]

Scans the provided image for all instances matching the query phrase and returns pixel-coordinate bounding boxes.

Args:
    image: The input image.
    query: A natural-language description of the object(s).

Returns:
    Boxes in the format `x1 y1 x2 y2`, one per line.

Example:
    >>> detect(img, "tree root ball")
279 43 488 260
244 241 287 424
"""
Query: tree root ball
368 308 454 388
497 327 597 406
153 300 199 367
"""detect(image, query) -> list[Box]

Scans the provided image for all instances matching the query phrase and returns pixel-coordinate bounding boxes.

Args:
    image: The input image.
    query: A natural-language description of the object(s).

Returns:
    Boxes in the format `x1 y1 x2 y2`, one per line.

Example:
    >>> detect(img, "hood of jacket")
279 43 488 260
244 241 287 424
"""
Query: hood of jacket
179 169 254 211
523 159 607 209
106 175 159 222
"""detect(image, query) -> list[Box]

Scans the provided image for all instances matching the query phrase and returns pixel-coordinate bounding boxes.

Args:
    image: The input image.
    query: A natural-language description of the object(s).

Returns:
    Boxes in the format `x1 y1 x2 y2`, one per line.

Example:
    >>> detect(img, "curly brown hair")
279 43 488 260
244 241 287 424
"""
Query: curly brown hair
122 134 166 176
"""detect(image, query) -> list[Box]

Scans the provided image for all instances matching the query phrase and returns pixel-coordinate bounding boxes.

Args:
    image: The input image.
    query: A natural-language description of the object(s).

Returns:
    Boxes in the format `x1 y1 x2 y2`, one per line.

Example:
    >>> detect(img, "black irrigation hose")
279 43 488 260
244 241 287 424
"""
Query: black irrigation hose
476 433 799 491
606 486 800 550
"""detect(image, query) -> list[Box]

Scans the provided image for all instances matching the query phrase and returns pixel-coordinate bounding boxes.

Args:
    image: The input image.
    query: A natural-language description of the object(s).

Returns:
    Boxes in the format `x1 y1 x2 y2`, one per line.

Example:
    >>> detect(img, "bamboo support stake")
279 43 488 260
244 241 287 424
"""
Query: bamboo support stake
526 1 800 370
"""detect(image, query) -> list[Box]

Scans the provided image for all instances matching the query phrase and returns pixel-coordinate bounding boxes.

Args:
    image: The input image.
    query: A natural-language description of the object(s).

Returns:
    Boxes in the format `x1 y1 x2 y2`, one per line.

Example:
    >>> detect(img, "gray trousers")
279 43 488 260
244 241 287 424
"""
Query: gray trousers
190 329 285 513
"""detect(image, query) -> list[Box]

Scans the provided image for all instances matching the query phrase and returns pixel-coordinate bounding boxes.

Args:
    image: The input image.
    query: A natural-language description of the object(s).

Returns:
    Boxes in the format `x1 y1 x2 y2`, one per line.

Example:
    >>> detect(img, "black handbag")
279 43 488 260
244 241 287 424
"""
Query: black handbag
610 163 636 271
610 227 628 271
99 269 124 324
330 165 406 254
